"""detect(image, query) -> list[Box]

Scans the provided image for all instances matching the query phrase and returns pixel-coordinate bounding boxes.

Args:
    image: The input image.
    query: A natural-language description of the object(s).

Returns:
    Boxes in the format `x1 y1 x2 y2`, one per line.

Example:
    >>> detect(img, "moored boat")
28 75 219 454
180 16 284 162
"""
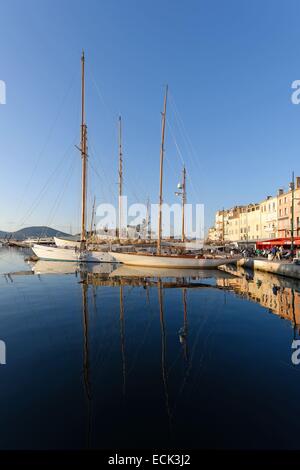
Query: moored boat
108 86 235 269
32 52 119 263
32 244 117 263
109 251 238 268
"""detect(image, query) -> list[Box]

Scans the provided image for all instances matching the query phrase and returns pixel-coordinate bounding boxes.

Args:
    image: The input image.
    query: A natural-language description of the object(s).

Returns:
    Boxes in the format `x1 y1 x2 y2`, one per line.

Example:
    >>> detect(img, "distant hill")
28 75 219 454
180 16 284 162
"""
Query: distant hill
0 226 70 240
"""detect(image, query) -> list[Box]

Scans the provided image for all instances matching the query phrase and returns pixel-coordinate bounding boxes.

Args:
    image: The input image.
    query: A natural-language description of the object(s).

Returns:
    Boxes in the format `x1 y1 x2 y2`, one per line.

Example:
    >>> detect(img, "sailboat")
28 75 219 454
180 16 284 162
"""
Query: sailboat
32 52 117 263
110 86 238 269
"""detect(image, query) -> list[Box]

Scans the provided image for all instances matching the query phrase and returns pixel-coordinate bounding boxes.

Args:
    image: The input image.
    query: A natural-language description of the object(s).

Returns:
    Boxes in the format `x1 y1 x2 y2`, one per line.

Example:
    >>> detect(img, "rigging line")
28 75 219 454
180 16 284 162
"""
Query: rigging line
42 153 77 233
15 71 78 219
16 138 77 229
166 118 185 166
122 180 146 205
168 92 204 179
87 159 116 206
87 67 119 121
88 140 118 202
16 143 75 227
124 180 148 213
88 161 115 209
168 92 199 159
166 118 199 200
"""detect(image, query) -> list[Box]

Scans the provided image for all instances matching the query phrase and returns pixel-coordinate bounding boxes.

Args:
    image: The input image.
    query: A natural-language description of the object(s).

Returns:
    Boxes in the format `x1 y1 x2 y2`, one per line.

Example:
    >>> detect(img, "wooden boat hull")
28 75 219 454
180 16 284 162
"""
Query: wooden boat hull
109 251 238 268
32 244 117 263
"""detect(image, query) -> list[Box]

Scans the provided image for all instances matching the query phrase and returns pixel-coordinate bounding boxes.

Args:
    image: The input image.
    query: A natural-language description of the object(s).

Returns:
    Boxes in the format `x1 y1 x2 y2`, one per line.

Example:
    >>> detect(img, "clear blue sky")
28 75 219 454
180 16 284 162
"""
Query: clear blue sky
0 0 300 234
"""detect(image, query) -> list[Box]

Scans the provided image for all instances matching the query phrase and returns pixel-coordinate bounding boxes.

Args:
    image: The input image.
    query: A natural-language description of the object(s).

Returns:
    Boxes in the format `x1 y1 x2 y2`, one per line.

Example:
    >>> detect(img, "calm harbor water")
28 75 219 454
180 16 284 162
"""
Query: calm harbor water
0 246 300 449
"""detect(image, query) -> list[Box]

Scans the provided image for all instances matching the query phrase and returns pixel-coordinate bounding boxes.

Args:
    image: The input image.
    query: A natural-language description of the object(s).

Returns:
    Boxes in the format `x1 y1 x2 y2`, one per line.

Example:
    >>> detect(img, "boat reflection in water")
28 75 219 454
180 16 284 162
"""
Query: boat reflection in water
28 260 232 445
31 260 117 276
30 259 300 334
14 258 300 448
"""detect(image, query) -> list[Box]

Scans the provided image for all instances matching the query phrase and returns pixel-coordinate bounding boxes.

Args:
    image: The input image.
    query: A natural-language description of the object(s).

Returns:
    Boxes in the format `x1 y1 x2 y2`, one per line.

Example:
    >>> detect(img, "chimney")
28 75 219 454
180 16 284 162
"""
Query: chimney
277 188 284 196
296 176 300 189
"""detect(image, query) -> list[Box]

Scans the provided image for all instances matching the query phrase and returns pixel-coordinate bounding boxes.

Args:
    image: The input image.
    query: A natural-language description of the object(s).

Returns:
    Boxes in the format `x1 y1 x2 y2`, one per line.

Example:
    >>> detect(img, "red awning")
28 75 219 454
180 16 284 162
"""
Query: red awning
256 237 300 248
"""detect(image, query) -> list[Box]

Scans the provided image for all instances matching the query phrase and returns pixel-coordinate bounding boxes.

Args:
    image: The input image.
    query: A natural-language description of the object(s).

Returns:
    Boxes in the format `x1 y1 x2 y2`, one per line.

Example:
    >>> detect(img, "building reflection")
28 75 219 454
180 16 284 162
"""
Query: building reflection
216 268 300 332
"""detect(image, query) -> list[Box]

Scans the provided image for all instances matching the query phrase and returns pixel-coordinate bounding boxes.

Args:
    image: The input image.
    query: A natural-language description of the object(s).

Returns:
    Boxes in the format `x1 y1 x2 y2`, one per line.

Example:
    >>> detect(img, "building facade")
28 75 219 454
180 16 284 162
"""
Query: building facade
208 176 300 244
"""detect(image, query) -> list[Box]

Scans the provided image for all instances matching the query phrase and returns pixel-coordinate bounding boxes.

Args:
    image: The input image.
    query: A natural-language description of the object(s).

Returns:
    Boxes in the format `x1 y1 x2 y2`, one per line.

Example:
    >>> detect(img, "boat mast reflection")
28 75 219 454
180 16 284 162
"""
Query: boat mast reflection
157 280 172 432
119 285 126 395
179 287 189 364
81 280 92 448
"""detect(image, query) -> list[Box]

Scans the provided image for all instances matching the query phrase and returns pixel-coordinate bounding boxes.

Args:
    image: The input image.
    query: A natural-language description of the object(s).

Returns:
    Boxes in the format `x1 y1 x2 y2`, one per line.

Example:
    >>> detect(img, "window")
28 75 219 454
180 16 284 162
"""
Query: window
279 199 282 205
284 197 287 203
273 202 275 210
284 207 287 215
279 209 282 216
256 224 259 231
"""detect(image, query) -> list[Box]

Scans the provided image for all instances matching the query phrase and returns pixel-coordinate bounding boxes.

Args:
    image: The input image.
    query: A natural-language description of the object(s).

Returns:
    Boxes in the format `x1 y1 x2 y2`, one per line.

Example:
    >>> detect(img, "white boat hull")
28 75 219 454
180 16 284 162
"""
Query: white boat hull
109 251 239 268
54 237 81 249
32 244 117 263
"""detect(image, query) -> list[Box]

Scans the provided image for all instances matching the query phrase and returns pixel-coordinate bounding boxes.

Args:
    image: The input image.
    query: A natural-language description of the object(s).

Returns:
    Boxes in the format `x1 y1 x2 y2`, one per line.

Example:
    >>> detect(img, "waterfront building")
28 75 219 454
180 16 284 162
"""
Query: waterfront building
259 195 277 239
208 176 300 245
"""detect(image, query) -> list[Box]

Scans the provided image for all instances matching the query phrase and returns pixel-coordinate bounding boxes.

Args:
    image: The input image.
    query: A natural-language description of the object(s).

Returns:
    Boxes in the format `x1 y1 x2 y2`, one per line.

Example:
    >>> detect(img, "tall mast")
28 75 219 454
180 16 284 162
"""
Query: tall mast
80 50 88 244
181 165 186 242
118 115 123 239
157 85 168 255
90 196 96 238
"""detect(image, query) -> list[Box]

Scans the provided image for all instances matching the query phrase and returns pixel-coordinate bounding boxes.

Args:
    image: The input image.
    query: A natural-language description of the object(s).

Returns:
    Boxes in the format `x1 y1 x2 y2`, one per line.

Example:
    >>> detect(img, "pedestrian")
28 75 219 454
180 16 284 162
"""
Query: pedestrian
271 246 277 260
276 246 281 260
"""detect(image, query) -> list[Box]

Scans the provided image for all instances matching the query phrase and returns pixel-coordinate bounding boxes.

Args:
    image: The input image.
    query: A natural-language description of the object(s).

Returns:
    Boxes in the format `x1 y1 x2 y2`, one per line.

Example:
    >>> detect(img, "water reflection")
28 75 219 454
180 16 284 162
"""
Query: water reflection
217 267 300 333
29 261 300 337
3 249 300 448
81 281 92 448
